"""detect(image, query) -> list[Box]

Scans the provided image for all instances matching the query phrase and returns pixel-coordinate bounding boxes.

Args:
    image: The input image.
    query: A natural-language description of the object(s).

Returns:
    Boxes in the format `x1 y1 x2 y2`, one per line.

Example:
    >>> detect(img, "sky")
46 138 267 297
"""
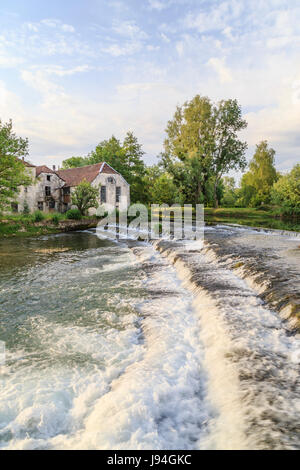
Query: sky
0 0 299 173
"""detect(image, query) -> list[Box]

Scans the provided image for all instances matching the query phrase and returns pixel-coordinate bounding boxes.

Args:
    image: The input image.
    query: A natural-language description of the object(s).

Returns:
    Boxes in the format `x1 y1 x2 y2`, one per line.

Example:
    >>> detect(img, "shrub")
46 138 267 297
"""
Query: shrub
51 214 60 225
66 208 82 220
23 201 30 215
33 210 45 222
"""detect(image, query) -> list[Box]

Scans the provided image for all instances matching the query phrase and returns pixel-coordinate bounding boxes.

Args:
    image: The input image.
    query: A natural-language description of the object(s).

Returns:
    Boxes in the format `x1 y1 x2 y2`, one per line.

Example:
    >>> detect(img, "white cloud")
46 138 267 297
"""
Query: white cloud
112 20 147 39
39 65 92 77
61 24 76 33
207 57 233 83
103 42 142 57
39 18 75 32
161 32 170 43
1 0 300 170
148 0 167 11
0 55 24 68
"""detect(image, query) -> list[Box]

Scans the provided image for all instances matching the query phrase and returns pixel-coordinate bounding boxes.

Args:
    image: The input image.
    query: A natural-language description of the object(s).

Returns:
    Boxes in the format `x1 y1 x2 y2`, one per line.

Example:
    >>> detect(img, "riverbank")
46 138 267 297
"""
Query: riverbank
204 207 300 232
0 214 99 238
1 207 299 238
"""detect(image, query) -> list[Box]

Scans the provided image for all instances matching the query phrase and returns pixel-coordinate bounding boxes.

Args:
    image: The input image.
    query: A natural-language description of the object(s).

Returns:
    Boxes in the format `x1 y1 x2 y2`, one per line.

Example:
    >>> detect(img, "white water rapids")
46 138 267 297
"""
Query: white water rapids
0 227 299 450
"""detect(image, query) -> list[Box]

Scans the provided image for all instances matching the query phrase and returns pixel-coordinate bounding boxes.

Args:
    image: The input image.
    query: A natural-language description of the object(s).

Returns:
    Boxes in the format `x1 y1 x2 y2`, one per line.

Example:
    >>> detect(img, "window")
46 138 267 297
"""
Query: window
11 203 18 213
63 186 70 195
116 187 121 203
38 202 44 211
107 177 115 184
24 187 28 193
47 175 51 181
101 186 107 203
45 186 51 196
49 200 55 210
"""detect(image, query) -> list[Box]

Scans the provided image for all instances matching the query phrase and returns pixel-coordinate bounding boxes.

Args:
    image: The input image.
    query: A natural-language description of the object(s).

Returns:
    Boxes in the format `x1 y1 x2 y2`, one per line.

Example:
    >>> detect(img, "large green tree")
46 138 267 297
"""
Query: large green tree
161 95 247 207
211 99 247 207
271 164 300 214
162 95 214 205
238 141 278 207
62 132 146 203
0 119 32 212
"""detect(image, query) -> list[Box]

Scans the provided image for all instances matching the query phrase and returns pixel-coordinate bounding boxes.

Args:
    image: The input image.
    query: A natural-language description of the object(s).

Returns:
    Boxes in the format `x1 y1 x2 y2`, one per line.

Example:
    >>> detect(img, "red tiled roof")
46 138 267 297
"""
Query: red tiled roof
17 157 36 168
56 162 118 187
36 165 56 177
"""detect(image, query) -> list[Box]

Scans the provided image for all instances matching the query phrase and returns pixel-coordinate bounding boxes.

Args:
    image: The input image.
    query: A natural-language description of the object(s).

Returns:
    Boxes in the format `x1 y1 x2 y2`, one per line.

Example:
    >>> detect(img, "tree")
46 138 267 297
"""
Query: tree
163 95 214 204
211 99 247 207
220 176 238 207
239 141 278 207
271 164 300 214
122 132 146 202
89 135 124 169
0 119 32 212
161 95 247 206
149 173 179 206
62 156 86 169
71 179 99 215
62 132 146 203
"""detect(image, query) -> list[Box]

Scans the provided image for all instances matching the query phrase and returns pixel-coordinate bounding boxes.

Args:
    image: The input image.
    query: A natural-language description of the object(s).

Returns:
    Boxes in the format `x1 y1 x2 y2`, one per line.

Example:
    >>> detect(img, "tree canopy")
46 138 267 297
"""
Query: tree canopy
62 132 146 203
161 95 247 207
271 164 300 214
238 141 278 207
0 120 32 212
71 179 99 215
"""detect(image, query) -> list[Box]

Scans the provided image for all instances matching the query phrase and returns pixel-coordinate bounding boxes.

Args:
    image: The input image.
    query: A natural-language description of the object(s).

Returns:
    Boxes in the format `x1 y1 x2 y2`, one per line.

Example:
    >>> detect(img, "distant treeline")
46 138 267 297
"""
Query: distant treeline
1 94 299 216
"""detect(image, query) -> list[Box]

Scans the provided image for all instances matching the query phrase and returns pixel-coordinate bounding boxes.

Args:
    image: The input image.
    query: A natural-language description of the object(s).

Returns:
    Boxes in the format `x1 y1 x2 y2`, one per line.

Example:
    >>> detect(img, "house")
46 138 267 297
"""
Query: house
15 159 130 214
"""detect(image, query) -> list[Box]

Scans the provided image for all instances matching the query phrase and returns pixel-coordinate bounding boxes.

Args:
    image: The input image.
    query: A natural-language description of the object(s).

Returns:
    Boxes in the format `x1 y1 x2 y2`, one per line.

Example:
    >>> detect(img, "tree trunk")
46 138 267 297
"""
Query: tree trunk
214 179 219 208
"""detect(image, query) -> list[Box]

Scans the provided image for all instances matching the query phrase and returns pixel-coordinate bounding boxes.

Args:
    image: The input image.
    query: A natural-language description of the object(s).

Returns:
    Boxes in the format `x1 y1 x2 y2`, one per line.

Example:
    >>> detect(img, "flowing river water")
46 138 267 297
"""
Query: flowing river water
0 226 299 450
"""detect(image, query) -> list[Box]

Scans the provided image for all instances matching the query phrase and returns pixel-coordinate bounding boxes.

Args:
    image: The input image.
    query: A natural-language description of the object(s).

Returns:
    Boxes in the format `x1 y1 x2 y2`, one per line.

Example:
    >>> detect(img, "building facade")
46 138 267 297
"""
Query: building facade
15 160 130 214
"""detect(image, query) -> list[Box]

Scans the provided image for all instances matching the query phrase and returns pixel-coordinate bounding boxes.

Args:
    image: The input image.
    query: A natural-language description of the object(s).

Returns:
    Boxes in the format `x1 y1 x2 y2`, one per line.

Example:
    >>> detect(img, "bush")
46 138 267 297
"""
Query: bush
66 209 82 220
51 214 60 225
23 201 30 215
33 210 45 222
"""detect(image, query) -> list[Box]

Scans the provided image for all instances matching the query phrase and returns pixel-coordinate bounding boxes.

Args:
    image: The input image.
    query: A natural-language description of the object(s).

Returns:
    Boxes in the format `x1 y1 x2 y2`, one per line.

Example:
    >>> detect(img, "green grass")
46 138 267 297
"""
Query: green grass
204 207 300 232
0 212 99 238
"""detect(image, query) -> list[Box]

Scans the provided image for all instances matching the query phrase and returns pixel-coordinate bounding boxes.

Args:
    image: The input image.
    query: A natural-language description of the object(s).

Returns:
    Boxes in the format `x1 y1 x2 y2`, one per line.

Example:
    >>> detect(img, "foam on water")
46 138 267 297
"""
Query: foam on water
155 239 300 449
1 228 299 450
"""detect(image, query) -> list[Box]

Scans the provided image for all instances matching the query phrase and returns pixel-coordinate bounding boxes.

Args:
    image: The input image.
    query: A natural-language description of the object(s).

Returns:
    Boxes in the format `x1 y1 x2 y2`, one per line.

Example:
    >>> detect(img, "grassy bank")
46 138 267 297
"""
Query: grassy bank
1 207 300 238
204 207 300 232
0 212 99 238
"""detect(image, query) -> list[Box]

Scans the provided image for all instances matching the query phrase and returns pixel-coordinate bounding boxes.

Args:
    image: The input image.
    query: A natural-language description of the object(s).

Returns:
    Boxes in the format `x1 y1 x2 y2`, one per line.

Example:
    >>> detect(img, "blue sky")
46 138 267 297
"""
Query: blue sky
0 0 299 172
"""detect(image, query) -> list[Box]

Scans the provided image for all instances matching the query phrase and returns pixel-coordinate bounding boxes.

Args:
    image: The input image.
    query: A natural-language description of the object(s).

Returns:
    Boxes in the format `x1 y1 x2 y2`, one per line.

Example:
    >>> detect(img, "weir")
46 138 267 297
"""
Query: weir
0 226 299 450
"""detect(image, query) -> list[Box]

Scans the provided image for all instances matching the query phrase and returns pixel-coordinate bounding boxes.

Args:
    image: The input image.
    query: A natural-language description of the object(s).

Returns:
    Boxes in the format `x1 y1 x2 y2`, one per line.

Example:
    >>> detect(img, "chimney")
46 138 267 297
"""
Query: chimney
53 165 56 171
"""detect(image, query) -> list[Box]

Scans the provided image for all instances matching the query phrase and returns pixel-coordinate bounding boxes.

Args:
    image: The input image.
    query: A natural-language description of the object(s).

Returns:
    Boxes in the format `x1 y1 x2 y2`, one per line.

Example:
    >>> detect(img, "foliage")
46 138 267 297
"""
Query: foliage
61 156 86 169
33 210 45 222
220 177 238 207
238 141 278 207
23 201 30 214
71 179 99 215
51 213 60 225
0 119 32 211
149 173 179 206
62 132 146 203
161 95 247 207
271 164 300 214
66 208 82 220
204 207 300 232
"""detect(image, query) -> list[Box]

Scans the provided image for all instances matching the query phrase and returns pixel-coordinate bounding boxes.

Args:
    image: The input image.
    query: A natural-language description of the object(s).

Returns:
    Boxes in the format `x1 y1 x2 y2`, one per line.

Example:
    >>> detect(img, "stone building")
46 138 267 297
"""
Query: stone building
15 159 130 214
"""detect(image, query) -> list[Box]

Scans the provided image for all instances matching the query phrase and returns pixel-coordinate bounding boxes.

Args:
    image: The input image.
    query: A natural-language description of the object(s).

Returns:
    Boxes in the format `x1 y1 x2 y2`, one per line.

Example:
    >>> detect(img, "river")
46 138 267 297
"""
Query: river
0 226 299 450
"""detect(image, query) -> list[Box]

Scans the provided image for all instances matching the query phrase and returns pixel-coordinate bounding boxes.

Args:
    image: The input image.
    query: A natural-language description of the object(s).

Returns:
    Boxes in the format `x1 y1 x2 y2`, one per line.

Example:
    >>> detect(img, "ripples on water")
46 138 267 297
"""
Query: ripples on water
0 228 299 450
